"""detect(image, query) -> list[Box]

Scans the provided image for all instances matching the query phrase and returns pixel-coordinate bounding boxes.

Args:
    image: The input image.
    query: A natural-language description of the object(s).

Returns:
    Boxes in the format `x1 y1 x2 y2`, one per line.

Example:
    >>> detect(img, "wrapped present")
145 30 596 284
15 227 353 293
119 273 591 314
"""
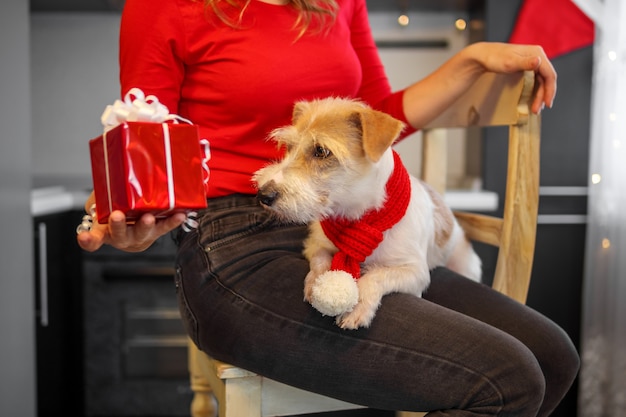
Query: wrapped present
89 89 209 223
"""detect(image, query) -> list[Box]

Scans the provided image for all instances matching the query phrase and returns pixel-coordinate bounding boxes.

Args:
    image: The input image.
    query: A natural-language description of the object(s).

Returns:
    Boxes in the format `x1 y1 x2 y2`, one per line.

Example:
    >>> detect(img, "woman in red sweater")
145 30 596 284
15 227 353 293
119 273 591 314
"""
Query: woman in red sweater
78 0 579 415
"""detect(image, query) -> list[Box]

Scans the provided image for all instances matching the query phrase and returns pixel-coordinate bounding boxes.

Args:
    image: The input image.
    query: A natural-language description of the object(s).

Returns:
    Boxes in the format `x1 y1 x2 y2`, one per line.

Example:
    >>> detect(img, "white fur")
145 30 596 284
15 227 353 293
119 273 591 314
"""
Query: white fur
254 98 482 329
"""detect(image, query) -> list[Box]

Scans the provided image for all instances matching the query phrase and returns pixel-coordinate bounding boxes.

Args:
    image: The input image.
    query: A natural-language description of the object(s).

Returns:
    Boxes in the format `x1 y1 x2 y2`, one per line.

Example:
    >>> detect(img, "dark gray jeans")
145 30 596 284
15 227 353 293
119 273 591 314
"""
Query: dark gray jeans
175 194 579 416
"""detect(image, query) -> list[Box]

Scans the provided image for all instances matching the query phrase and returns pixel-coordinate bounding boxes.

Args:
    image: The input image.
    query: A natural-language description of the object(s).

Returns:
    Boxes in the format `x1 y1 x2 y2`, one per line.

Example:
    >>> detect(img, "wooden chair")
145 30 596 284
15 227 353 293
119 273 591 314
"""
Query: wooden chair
187 70 541 417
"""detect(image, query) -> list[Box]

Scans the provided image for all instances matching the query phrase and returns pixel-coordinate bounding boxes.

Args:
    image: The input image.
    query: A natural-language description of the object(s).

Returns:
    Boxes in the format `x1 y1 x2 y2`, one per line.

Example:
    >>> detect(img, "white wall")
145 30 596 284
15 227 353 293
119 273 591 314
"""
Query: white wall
0 1 35 416
369 11 469 183
31 13 121 185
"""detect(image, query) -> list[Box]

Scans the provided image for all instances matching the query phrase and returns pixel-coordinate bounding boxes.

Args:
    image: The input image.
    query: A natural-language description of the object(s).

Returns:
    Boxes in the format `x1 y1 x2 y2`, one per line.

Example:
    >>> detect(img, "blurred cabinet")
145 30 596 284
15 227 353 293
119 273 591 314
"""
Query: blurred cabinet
33 210 85 417
81 233 193 417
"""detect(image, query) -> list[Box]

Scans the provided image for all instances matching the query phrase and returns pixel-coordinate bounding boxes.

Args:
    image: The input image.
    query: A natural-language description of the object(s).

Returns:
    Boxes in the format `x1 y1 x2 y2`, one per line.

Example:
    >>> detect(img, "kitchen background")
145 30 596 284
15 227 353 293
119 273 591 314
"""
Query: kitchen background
1 0 591 416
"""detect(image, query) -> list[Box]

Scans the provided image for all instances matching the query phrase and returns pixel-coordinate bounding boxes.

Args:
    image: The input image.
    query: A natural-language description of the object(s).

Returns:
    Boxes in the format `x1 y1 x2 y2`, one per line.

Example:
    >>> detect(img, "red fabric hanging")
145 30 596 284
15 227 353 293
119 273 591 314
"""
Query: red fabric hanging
509 0 595 59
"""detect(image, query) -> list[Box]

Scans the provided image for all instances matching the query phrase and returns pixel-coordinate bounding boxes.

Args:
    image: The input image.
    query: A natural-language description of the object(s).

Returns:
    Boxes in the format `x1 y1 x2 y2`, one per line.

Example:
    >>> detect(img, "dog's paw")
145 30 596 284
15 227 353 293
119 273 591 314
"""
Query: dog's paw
335 302 377 330
303 270 318 303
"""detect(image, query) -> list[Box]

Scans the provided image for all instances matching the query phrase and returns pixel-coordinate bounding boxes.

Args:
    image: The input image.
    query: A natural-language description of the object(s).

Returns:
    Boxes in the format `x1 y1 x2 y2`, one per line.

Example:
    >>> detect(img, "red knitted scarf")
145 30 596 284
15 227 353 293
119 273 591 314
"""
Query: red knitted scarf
320 150 411 279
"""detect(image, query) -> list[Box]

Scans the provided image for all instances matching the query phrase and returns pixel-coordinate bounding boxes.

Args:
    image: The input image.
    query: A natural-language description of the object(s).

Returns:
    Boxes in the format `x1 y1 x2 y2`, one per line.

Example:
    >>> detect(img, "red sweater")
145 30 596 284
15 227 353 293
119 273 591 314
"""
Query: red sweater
120 0 415 197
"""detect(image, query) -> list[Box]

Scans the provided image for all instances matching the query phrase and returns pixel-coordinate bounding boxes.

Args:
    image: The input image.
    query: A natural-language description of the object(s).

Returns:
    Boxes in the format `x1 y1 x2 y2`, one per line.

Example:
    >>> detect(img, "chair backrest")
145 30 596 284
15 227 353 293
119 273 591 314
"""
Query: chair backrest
421 71 540 304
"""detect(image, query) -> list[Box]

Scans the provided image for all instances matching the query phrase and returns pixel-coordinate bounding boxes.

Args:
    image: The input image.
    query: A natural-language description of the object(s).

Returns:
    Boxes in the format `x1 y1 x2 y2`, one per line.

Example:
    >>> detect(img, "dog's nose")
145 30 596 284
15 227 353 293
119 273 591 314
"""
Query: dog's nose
257 187 279 207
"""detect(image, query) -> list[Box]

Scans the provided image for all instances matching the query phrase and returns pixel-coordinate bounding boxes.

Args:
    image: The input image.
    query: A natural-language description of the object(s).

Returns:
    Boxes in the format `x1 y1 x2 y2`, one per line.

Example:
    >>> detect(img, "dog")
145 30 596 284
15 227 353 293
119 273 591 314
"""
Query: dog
254 97 482 329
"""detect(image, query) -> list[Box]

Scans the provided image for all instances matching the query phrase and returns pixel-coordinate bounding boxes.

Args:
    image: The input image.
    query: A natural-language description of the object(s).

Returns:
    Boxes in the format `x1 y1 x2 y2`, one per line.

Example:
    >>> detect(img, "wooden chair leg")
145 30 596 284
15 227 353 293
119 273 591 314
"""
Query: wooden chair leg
188 340 216 417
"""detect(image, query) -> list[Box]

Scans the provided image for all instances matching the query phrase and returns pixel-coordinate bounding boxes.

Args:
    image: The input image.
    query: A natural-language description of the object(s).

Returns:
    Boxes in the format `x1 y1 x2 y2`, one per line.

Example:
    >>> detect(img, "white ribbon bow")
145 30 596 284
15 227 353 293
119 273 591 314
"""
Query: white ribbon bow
100 87 193 132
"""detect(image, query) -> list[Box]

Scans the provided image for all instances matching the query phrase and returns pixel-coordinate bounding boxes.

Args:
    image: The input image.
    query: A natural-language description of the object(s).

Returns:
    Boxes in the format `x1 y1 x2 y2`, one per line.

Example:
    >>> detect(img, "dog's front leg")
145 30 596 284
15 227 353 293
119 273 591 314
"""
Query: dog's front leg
302 223 336 303
337 264 427 329
303 248 333 302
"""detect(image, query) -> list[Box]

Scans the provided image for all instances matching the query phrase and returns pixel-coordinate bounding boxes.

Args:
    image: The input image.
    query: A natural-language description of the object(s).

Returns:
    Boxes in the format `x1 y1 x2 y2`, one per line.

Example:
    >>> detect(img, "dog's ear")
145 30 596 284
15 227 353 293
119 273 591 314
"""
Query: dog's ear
292 101 309 124
356 109 405 162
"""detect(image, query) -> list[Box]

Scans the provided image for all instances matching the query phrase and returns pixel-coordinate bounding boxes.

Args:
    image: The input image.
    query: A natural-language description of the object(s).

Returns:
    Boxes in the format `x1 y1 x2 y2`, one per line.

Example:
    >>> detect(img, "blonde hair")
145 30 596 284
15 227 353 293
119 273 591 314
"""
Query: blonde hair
203 0 339 36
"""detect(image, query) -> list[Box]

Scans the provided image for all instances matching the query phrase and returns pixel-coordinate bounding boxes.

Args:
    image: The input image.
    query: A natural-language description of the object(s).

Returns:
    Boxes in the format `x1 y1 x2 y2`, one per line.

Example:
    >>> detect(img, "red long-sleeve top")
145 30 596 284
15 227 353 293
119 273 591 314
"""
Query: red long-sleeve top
120 0 415 197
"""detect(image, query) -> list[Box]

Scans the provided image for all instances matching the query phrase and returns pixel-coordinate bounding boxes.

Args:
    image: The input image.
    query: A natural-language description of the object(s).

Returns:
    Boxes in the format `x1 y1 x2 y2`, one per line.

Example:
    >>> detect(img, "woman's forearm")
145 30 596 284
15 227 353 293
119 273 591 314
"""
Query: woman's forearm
401 43 486 129
401 42 557 129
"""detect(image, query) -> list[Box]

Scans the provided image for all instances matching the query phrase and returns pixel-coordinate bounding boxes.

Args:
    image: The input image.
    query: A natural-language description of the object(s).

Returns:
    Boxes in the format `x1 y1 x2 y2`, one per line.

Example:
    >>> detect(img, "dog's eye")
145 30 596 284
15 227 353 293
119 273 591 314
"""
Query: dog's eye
313 145 332 159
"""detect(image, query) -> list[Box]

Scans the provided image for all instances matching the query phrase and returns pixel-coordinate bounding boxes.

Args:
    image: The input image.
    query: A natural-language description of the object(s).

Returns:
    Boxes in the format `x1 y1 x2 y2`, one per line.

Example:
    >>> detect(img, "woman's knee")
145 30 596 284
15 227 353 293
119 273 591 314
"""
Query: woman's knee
532 323 580 416
479 337 546 417
505 350 546 416
423 336 545 416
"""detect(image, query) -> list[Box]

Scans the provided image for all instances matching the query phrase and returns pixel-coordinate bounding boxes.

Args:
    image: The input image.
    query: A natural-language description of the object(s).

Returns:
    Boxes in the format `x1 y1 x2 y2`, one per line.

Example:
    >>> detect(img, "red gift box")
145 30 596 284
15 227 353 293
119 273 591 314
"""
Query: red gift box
89 121 208 223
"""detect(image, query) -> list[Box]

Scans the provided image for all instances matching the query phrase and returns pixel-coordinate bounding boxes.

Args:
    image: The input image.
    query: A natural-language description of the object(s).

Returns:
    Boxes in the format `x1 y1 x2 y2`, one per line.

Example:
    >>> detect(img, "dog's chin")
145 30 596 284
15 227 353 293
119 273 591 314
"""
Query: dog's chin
258 199 330 225
257 202 315 225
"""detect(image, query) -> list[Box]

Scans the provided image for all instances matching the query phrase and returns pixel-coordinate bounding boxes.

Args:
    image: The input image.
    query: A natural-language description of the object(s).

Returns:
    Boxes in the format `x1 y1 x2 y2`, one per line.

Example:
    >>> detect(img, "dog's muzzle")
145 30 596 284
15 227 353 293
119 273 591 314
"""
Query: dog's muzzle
256 182 280 207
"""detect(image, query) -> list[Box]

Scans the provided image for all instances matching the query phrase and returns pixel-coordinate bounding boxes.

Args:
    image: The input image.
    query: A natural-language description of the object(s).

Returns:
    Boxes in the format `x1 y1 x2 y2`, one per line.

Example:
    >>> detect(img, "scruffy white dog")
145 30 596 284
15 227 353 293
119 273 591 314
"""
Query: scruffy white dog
254 98 481 329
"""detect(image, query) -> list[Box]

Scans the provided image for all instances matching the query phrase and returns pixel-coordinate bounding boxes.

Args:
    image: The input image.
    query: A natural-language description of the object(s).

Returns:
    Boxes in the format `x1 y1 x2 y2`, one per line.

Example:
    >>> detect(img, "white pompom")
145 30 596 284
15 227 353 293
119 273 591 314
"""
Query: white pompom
310 270 359 317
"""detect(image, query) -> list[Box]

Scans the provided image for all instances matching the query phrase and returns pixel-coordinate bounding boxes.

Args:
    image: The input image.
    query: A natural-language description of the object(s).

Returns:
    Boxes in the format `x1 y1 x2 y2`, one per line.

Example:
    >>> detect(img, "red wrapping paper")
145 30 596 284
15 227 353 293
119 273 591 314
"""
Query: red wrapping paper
89 121 208 223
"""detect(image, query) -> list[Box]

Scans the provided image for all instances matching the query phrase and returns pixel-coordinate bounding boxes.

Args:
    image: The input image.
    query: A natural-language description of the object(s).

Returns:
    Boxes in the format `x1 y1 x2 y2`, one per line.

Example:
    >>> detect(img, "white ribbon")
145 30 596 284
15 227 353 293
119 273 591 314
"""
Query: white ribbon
162 123 176 212
182 211 199 233
76 204 97 234
100 87 193 132
199 138 211 191
102 129 114 217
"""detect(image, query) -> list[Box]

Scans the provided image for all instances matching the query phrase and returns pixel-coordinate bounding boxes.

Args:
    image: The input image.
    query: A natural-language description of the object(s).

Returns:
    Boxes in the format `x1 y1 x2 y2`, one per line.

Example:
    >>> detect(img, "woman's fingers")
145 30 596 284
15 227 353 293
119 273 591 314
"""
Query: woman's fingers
528 48 557 112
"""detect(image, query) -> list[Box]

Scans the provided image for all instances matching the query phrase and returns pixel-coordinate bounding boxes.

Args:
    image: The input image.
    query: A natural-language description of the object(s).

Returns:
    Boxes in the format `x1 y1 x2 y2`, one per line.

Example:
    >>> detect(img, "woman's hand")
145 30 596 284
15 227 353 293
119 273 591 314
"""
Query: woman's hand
467 42 557 114
76 192 187 253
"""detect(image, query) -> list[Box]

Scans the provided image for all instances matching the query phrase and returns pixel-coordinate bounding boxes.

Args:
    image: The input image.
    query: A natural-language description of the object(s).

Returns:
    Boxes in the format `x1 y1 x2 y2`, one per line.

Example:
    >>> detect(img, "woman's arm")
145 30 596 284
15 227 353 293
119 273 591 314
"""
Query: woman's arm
402 42 556 129
349 0 556 132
